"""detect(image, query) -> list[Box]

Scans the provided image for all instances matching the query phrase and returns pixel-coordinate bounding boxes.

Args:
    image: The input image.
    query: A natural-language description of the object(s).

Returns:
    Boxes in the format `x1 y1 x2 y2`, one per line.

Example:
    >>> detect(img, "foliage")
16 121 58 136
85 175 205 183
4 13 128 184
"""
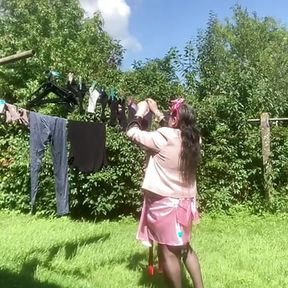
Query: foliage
0 0 181 217
0 124 31 212
0 0 123 104
0 0 137 218
192 6 288 213
120 55 185 110
1 3 288 217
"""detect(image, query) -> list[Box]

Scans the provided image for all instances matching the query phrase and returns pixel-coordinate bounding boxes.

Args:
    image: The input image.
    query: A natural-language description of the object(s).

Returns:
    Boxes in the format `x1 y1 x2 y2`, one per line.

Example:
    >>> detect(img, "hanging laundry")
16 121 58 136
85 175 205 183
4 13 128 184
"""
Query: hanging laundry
68 121 107 173
3 102 29 126
98 89 108 122
0 99 6 114
67 72 87 114
127 97 152 130
127 97 137 122
107 87 118 127
29 111 69 216
86 81 100 114
108 96 119 127
27 72 79 111
117 98 128 131
106 87 128 130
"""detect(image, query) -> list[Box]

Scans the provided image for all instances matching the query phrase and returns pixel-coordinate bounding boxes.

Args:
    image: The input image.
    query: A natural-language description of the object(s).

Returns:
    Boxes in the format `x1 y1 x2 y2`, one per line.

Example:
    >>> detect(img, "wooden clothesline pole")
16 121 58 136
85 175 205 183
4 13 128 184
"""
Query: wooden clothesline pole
260 113 273 202
247 113 288 202
0 50 35 66
247 117 288 123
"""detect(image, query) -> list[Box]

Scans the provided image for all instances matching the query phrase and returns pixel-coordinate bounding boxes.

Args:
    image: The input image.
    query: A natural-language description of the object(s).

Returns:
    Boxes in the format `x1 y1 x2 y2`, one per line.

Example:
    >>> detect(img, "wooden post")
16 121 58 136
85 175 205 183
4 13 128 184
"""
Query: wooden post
260 112 273 202
0 49 35 66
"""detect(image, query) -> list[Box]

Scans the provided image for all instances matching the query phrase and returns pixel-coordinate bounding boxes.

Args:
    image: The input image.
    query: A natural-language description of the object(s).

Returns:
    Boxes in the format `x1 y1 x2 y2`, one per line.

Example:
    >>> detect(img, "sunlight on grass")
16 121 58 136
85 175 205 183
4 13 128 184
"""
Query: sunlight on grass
0 212 287 287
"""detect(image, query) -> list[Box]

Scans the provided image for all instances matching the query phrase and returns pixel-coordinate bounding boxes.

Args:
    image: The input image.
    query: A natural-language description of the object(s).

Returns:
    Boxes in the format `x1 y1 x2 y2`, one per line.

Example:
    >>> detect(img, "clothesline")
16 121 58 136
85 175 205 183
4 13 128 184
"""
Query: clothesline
0 98 154 132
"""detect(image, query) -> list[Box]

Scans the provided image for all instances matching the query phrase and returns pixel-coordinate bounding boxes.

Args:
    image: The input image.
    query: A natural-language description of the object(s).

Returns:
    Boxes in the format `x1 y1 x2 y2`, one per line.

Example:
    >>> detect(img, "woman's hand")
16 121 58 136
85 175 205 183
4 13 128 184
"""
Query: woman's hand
146 98 164 121
135 100 149 118
146 98 158 114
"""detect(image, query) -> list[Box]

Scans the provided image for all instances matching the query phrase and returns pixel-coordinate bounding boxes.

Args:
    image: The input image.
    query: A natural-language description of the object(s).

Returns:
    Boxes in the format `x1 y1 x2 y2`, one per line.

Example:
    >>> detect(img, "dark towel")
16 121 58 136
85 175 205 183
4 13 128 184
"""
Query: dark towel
68 121 107 173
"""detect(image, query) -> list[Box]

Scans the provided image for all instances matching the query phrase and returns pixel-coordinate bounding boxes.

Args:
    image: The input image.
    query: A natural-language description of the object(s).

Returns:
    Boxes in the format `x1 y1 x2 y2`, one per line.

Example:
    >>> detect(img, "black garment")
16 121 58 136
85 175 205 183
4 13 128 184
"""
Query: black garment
108 98 128 130
117 99 128 131
98 89 108 122
68 121 107 173
27 81 78 111
127 102 137 122
108 97 118 127
67 79 87 114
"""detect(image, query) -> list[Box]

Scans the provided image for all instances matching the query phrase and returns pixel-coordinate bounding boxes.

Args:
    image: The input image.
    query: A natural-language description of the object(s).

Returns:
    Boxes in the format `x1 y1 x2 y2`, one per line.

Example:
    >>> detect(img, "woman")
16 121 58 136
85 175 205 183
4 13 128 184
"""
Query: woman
126 98 203 288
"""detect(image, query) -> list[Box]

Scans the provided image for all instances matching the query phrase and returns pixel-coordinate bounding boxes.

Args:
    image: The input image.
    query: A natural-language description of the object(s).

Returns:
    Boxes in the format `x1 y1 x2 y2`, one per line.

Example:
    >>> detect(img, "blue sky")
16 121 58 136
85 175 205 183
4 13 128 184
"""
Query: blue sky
79 0 288 71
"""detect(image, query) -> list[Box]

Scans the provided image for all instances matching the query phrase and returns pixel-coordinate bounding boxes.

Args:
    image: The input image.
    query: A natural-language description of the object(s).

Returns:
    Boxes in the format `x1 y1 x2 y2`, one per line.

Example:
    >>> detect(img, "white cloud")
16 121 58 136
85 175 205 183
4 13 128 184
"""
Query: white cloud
79 0 142 52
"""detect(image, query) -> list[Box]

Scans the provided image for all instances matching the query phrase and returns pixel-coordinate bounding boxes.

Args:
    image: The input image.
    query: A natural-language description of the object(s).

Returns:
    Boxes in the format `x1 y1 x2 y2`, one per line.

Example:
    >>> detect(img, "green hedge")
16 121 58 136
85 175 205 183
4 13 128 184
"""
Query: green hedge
2 113 288 218
0 120 145 218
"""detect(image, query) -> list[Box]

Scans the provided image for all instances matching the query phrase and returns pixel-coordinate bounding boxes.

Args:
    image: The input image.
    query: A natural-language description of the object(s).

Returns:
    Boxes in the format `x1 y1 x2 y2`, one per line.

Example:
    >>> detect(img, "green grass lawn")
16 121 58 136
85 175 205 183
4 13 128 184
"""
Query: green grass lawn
0 211 287 288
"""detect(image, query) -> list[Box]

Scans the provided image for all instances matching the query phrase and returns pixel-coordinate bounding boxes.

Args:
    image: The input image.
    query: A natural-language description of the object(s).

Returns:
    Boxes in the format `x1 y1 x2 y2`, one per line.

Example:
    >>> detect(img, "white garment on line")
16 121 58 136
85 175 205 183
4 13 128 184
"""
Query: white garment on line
87 87 100 113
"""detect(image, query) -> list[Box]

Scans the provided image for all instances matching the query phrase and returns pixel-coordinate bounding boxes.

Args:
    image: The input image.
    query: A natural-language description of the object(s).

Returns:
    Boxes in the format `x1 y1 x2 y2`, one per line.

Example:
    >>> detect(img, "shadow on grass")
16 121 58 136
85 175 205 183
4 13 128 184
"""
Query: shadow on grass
128 251 191 288
44 233 110 264
0 233 110 286
43 233 110 279
0 264 60 288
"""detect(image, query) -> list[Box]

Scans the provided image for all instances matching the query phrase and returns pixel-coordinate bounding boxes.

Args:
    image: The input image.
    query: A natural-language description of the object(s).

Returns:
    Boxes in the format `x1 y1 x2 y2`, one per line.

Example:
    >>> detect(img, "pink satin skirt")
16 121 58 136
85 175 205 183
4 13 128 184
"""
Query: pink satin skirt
136 190 199 247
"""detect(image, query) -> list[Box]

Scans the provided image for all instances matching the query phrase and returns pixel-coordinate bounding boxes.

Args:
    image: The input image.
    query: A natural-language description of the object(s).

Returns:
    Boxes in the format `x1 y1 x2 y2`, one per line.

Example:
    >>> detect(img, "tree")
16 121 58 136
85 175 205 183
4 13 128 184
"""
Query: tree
193 5 288 212
0 0 123 104
0 0 134 218
120 54 185 111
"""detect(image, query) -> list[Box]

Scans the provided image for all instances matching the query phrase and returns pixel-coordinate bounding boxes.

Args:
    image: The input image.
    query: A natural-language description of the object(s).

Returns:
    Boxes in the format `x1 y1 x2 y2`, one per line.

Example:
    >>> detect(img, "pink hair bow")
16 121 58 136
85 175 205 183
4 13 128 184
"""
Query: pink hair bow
170 98 185 118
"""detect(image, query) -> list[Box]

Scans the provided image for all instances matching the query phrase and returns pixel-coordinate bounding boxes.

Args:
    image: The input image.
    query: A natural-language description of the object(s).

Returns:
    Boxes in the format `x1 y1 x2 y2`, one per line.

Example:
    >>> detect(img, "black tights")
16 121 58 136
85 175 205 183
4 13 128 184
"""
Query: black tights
158 244 203 288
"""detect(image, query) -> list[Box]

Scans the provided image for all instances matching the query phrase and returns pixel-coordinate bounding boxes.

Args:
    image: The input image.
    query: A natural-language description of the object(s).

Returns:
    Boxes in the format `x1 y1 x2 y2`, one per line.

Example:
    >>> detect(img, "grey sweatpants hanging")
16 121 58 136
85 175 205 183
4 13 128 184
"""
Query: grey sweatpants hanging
29 112 69 215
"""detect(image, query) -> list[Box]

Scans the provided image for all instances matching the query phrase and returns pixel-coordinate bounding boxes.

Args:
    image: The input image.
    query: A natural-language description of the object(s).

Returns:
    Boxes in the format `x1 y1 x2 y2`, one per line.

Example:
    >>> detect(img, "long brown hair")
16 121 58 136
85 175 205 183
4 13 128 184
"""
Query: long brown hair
175 103 201 184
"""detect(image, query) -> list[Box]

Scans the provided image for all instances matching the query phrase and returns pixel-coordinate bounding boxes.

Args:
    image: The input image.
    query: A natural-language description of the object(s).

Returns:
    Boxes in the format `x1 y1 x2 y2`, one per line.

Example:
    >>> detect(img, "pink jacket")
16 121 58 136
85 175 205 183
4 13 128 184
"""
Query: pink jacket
127 126 197 199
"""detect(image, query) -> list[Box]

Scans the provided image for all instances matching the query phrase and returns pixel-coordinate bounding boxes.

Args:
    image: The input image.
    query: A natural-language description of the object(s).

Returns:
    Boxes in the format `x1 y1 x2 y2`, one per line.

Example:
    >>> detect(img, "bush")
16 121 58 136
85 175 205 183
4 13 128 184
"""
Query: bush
0 119 145 218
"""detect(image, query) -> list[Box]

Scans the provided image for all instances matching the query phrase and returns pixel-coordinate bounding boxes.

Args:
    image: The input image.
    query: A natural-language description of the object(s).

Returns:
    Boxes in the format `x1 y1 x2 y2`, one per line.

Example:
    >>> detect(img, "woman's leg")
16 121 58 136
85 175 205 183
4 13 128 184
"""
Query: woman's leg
157 244 163 273
158 244 182 288
182 244 204 288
